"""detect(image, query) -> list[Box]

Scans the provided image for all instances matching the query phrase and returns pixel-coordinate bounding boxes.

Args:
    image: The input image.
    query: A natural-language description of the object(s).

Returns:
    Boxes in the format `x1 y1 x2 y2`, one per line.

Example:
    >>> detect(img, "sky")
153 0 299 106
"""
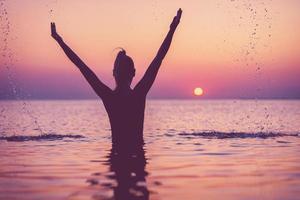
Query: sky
0 0 299 99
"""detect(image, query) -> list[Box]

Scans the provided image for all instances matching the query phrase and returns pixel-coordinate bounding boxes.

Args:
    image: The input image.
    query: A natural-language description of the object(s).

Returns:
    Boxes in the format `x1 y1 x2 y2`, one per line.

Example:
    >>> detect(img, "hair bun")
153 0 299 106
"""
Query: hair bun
119 49 126 56
114 48 127 68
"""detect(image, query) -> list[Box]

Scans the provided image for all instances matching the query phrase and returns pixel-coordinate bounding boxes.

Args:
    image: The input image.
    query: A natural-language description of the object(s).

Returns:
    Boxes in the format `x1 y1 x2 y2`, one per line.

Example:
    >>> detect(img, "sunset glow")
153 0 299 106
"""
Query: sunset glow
0 0 299 99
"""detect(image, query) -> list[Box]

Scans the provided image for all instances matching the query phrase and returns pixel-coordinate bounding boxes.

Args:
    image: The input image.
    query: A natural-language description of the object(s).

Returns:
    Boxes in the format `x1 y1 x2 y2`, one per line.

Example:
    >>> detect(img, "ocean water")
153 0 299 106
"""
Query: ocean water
0 100 300 200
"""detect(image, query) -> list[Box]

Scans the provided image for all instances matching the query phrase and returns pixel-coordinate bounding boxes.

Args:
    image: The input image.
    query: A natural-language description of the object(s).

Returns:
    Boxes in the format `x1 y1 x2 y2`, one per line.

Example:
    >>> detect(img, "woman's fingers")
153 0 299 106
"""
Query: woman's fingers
51 22 57 35
51 22 55 28
177 8 182 21
177 8 182 16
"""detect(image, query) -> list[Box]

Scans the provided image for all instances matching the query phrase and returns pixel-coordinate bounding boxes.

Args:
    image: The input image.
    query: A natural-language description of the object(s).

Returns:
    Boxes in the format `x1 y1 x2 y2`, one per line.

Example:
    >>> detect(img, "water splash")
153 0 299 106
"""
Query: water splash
0 0 44 135
226 0 273 68
45 0 59 20
218 0 276 132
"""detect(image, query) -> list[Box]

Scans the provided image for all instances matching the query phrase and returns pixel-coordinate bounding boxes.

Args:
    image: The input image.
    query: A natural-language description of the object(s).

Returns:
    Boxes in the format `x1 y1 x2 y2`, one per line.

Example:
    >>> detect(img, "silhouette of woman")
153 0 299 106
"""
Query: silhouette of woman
51 9 182 148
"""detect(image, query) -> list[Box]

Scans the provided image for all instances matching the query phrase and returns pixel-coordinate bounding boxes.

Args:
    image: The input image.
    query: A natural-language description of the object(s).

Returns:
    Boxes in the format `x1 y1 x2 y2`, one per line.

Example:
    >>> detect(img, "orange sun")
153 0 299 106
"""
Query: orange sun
194 87 204 96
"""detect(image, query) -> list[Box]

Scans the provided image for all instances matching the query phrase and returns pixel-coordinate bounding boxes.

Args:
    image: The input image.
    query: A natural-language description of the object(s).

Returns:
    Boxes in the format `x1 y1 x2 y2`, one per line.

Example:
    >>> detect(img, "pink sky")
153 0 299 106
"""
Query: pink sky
0 0 299 99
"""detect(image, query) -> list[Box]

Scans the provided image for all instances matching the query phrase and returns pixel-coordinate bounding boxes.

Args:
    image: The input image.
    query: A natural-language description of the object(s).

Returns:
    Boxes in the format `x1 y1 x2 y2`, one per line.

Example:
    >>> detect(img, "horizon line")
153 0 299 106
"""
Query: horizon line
1 97 300 101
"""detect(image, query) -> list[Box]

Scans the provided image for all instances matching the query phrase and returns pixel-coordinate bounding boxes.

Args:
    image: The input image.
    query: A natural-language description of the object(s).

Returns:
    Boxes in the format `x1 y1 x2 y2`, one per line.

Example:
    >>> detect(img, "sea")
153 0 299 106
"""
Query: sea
0 100 299 200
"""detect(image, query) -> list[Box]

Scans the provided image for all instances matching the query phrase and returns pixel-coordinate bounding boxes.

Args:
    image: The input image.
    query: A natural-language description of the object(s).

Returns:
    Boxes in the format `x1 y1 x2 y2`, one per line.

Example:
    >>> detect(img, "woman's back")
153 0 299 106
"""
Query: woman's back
103 89 146 146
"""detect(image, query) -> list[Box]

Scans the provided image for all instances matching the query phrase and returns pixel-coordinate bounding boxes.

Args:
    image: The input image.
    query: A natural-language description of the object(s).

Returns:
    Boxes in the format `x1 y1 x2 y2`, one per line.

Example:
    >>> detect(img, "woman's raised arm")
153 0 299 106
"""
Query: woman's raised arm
51 22 111 99
134 9 182 95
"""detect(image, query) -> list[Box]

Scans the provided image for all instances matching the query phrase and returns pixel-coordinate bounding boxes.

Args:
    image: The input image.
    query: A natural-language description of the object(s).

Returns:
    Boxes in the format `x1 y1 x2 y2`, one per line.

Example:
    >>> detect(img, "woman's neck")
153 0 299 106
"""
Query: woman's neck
115 84 131 91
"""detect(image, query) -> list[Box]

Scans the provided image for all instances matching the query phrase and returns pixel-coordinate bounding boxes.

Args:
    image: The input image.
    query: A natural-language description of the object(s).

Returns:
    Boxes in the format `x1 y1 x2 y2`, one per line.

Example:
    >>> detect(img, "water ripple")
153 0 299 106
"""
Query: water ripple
0 133 84 142
178 131 300 139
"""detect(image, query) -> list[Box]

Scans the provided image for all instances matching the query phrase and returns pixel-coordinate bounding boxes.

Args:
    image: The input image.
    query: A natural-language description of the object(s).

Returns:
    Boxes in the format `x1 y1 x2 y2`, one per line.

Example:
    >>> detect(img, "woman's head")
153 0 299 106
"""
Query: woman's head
113 49 135 87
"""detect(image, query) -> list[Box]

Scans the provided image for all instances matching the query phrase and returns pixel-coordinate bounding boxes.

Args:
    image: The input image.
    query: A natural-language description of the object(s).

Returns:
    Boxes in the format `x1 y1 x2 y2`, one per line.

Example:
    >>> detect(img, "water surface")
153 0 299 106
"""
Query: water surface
0 100 300 200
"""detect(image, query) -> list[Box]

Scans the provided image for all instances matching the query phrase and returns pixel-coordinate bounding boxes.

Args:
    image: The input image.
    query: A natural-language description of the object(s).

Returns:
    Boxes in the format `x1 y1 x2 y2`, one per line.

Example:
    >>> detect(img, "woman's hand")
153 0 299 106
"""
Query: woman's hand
170 8 182 30
51 22 62 41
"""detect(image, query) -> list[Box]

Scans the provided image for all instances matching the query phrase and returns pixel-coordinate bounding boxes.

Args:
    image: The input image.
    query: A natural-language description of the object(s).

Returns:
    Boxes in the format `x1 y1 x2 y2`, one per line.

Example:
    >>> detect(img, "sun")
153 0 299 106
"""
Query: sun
194 87 204 96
